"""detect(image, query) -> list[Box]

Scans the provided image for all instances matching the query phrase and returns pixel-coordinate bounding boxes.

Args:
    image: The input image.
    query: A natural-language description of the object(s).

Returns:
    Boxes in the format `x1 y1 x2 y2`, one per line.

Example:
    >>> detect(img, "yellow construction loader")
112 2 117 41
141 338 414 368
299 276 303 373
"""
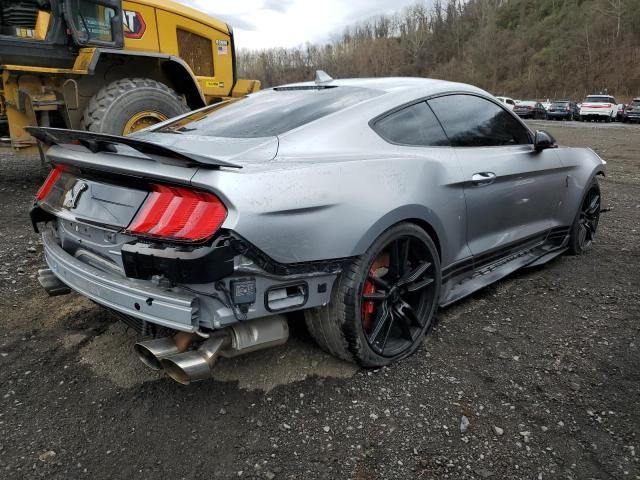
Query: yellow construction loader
0 0 260 152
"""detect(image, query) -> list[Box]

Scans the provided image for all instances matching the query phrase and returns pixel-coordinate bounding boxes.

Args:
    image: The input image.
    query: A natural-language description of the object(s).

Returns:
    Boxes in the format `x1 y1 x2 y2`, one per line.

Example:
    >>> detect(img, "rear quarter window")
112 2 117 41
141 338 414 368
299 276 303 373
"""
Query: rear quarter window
373 102 449 147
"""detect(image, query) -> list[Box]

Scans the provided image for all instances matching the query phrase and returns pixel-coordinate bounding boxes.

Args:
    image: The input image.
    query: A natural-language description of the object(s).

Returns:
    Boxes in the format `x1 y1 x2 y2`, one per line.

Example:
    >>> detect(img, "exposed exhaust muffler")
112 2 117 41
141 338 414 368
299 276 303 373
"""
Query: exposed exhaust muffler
134 332 197 370
157 316 289 385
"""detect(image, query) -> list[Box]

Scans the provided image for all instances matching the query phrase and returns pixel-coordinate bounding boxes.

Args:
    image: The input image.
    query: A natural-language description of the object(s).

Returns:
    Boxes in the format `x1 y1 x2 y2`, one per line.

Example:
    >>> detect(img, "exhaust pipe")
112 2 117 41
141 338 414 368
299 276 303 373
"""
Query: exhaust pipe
159 316 289 385
160 334 231 385
38 269 71 297
134 332 197 370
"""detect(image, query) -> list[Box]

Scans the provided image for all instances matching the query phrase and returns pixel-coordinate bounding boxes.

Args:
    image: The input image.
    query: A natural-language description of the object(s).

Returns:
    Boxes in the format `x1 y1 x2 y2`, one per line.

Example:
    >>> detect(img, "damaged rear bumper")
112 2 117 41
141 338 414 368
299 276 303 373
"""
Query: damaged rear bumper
42 229 200 332
40 222 340 333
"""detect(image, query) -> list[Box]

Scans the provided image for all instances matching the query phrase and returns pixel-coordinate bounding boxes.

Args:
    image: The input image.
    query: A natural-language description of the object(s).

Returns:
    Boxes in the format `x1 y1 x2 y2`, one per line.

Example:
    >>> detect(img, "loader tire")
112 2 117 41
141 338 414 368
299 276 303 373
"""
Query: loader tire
80 78 189 136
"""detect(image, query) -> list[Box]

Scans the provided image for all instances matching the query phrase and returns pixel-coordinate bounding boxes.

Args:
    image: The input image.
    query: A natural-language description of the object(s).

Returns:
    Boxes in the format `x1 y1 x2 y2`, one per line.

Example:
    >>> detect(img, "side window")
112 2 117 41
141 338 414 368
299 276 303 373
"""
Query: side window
428 94 531 147
374 102 449 147
507 99 515 105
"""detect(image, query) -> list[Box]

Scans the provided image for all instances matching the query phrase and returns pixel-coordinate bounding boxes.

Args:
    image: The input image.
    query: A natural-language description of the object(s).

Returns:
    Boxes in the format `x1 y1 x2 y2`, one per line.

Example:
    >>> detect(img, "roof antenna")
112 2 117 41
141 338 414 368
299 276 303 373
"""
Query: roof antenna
315 70 334 85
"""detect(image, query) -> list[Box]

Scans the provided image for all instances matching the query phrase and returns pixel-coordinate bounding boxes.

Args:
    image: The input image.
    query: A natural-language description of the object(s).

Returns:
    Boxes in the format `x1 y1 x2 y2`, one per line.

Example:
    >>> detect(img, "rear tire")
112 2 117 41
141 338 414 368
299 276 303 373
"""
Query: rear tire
305 223 441 367
568 179 601 255
80 78 189 136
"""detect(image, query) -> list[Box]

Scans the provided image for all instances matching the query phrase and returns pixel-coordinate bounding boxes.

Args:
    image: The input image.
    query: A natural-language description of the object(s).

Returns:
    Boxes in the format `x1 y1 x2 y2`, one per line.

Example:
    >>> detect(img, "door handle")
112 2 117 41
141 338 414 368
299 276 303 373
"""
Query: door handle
471 172 496 187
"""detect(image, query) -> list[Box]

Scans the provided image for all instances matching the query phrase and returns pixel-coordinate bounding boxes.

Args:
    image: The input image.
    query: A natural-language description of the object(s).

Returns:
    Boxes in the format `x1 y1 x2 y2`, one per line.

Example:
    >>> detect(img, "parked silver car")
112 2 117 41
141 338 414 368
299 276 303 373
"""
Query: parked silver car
30 75 605 384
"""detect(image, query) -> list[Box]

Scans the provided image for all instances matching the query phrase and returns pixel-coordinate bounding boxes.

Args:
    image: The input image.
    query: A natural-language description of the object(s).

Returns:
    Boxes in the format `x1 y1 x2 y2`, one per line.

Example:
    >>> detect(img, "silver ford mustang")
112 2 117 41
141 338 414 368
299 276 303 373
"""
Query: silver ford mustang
30 75 605 384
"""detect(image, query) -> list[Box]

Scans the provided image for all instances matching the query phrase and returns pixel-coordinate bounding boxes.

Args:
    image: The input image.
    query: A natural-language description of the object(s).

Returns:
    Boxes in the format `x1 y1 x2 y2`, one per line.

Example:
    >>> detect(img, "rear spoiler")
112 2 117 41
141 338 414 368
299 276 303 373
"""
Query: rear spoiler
26 127 243 170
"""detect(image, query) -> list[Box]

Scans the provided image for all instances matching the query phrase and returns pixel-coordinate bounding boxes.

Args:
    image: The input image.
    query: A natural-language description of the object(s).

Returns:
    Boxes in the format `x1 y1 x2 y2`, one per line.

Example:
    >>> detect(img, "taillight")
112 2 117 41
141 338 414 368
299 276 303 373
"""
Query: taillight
36 165 64 201
127 184 227 242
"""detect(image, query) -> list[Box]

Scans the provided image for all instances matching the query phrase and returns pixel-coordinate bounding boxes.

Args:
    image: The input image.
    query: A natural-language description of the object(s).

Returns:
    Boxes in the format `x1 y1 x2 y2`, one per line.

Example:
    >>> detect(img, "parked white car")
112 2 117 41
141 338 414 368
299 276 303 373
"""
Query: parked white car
579 95 618 122
495 96 516 111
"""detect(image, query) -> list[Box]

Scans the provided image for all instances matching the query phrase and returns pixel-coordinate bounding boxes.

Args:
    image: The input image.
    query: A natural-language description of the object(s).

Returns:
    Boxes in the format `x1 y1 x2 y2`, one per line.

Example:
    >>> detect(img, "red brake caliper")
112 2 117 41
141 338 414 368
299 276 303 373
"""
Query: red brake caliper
362 253 390 334
362 273 377 333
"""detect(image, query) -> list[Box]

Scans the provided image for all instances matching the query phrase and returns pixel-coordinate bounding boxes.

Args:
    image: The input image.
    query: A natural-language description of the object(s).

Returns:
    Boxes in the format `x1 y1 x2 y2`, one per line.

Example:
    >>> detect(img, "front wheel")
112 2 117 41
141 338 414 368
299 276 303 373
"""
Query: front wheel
568 180 601 255
305 223 441 367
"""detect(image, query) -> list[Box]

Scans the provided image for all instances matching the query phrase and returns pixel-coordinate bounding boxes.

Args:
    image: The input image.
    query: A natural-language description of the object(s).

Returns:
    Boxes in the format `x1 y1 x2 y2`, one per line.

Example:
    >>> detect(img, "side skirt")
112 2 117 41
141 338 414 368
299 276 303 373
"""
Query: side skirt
439 226 570 307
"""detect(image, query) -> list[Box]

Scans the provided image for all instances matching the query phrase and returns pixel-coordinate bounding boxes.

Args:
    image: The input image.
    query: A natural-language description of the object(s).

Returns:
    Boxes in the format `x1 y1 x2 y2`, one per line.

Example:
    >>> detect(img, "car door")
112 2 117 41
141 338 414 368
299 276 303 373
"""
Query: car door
428 94 565 257
371 100 472 268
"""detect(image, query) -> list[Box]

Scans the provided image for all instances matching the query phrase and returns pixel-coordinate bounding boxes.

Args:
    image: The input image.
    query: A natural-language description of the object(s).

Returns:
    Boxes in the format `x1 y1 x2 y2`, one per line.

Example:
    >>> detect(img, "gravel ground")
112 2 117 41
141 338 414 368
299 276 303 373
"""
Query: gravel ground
0 121 639 480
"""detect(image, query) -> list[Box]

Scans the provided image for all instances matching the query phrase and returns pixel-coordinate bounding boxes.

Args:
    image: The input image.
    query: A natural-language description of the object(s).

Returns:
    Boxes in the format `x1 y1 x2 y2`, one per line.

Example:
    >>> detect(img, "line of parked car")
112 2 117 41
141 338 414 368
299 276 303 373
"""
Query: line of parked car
495 95 640 123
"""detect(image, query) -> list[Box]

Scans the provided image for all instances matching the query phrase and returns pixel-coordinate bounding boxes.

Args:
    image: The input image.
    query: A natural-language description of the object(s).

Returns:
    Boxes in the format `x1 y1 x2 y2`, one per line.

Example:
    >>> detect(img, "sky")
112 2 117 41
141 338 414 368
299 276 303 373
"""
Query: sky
178 0 430 50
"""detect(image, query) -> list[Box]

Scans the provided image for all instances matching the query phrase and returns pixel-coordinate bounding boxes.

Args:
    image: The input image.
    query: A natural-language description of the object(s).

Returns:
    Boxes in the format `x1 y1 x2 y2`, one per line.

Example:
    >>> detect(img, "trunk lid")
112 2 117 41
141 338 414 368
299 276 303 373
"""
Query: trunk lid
33 128 269 272
39 169 149 229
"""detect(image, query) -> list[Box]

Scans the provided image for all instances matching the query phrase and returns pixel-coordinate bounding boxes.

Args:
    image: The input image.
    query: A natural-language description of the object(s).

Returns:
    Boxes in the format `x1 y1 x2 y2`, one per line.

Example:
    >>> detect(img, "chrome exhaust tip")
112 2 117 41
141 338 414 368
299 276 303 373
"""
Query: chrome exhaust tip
134 337 180 370
160 334 231 385
134 332 197 371
160 316 289 385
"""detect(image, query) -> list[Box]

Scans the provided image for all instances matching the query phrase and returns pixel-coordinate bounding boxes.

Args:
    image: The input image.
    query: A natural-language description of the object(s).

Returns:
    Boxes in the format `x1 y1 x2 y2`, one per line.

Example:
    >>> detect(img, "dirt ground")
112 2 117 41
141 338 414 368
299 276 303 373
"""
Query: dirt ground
0 121 638 480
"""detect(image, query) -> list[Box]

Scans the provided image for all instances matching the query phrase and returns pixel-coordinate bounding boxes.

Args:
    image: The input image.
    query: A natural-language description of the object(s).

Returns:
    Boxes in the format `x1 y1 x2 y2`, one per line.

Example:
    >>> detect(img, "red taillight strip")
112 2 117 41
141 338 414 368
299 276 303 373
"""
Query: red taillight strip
174 192 227 240
127 184 227 242
36 165 64 201
147 188 200 237
127 185 175 233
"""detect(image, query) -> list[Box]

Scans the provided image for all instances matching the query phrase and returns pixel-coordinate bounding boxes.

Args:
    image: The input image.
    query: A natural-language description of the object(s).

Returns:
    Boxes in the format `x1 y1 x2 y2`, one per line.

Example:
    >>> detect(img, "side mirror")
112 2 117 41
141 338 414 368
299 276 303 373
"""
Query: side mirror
534 130 556 152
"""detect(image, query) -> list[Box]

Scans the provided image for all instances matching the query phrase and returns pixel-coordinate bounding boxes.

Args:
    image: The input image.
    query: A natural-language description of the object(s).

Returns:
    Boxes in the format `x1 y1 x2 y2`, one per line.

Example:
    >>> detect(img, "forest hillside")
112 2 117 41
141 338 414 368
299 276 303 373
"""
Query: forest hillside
237 0 640 101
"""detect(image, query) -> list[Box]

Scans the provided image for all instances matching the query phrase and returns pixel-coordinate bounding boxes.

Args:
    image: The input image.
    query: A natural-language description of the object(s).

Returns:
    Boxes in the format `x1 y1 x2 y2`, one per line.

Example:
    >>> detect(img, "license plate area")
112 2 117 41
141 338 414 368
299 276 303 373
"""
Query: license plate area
42 172 149 229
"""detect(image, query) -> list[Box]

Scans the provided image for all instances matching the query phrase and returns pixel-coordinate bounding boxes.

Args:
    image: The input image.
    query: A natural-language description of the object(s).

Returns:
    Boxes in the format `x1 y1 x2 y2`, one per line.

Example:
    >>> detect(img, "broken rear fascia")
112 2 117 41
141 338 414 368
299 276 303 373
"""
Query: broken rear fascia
33 202 348 331
31 200 349 281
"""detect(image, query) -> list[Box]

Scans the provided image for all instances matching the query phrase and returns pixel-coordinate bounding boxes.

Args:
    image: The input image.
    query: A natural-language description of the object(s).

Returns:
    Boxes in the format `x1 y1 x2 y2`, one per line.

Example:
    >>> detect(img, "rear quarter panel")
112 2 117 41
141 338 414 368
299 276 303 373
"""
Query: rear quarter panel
191 151 469 266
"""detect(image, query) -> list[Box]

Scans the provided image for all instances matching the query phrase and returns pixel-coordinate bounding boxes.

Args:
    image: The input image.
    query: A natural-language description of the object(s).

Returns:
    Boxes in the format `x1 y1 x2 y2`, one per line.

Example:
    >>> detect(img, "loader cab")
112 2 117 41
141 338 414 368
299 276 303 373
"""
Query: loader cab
63 0 123 47
0 0 123 67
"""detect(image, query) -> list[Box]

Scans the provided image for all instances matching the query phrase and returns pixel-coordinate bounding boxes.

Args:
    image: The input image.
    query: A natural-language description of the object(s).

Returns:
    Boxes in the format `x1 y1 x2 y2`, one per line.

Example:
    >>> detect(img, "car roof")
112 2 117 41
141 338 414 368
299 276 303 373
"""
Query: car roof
277 77 485 96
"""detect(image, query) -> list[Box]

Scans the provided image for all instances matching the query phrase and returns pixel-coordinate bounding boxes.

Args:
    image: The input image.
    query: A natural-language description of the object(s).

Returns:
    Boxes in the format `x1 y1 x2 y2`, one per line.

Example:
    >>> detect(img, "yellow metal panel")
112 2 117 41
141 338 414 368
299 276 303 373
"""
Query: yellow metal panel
2 70 37 148
155 9 233 98
122 1 161 52
231 79 262 97
131 0 230 34
1 64 88 75
73 48 96 73
34 11 51 40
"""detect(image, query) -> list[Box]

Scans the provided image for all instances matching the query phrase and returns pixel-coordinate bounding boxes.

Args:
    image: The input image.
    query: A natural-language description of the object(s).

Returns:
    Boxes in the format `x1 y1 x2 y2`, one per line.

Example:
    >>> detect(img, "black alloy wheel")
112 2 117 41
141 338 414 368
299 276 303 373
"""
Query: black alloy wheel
304 223 441 367
360 234 438 357
569 181 601 254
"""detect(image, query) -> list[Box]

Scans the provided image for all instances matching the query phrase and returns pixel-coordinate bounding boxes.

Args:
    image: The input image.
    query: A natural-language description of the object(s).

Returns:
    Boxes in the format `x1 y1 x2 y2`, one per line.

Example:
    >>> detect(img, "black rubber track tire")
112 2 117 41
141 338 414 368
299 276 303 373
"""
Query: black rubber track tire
304 222 441 367
568 178 601 255
80 78 189 135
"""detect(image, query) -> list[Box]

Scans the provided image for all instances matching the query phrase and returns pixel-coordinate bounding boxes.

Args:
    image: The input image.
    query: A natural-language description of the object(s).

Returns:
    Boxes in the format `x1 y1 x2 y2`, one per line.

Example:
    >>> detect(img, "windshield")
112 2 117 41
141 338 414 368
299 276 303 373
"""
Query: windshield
585 96 613 103
158 87 383 138
631 100 640 107
551 102 569 107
